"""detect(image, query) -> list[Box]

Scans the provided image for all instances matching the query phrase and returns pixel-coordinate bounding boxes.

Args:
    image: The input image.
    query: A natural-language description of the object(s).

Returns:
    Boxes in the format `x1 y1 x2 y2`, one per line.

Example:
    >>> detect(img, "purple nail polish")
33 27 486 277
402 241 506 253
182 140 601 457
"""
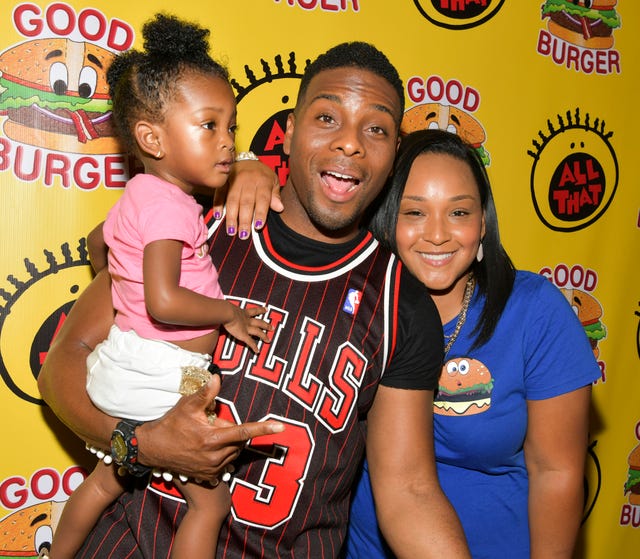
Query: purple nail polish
254 220 263 228
227 226 235 235
214 211 221 219
239 230 248 239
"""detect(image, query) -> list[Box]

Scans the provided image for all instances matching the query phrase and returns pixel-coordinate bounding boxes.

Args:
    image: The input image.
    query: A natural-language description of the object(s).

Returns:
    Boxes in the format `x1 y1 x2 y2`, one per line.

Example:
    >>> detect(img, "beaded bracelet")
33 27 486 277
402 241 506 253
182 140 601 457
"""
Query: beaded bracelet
85 443 232 484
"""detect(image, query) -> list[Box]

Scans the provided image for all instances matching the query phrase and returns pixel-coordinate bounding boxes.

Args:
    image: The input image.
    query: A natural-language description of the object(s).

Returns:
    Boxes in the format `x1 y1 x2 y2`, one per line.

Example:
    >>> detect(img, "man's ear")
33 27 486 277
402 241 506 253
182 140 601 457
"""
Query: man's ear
134 121 163 159
283 111 295 156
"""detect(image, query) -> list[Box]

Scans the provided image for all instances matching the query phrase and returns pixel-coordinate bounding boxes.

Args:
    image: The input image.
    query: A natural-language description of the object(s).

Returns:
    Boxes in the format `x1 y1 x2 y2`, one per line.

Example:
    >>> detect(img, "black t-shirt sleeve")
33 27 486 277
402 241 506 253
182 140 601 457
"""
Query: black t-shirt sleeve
380 266 444 390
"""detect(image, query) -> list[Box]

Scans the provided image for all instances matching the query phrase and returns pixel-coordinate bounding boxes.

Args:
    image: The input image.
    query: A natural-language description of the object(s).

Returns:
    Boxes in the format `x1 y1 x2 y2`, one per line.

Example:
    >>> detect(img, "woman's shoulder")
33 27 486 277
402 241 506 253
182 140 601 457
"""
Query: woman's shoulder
506 270 568 313
512 270 558 295
507 269 580 332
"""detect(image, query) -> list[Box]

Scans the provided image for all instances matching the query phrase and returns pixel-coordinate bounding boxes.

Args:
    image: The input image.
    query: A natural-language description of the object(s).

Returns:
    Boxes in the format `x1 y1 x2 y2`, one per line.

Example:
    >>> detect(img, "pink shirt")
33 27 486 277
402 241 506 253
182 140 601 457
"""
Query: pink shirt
104 174 223 341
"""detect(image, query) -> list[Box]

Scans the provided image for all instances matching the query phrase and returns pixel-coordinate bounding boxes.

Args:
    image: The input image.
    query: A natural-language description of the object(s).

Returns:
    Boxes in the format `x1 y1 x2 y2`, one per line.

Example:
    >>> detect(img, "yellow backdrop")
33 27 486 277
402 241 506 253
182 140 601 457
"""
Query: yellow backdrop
0 1 637 557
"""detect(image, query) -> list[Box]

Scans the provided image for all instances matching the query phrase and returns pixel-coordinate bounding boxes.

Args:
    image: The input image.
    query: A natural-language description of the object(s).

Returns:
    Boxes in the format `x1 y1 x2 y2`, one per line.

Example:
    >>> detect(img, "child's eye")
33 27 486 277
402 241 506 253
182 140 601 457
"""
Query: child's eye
203 122 216 130
229 124 238 135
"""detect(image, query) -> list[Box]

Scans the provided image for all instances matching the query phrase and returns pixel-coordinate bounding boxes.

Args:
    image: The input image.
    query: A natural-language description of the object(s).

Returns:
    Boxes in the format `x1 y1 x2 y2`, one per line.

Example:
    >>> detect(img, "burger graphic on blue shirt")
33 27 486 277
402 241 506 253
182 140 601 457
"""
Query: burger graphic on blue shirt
434 357 494 416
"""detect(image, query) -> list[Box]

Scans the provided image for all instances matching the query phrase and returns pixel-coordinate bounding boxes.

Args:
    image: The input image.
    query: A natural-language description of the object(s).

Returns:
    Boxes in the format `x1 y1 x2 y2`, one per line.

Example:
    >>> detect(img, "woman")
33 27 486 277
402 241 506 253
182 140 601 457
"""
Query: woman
345 129 600 558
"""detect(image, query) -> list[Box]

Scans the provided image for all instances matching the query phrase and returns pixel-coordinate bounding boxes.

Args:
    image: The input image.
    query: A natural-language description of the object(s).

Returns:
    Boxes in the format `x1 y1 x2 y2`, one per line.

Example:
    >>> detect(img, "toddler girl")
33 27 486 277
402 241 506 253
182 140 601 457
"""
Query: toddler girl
48 13 271 559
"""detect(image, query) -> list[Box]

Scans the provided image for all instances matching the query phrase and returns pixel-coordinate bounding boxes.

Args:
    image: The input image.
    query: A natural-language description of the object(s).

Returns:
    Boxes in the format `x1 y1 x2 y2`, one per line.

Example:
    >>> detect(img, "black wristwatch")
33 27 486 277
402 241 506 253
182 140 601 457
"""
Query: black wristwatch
111 420 151 477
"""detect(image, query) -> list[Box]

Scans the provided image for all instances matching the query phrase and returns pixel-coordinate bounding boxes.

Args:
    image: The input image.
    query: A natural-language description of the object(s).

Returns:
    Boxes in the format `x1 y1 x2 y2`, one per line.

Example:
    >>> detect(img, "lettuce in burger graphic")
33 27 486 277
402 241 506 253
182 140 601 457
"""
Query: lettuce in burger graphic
624 442 640 506
541 0 621 49
0 38 120 154
560 288 606 359
434 358 493 416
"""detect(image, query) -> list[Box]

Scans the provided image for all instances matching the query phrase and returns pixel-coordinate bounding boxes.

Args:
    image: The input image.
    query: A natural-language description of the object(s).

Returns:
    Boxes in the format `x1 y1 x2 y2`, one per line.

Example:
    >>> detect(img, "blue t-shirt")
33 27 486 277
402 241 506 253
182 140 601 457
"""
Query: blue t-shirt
345 271 601 559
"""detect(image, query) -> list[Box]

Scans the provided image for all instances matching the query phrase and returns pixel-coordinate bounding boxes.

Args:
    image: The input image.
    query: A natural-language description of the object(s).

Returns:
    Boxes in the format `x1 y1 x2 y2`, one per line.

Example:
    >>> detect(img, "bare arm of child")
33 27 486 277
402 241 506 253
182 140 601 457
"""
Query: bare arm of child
86 221 108 273
143 239 271 352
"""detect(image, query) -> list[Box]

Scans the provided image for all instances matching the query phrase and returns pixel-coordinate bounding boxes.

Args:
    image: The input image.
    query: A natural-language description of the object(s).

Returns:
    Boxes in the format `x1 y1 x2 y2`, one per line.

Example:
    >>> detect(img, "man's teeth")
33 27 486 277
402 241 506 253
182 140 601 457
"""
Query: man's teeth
326 171 358 183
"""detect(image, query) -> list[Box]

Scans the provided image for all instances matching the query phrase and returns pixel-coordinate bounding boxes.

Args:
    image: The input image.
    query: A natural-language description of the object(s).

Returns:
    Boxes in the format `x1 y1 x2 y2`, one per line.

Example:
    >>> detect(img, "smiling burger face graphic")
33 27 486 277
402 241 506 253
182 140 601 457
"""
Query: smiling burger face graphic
0 37 121 154
434 357 494 416
401 102 490 166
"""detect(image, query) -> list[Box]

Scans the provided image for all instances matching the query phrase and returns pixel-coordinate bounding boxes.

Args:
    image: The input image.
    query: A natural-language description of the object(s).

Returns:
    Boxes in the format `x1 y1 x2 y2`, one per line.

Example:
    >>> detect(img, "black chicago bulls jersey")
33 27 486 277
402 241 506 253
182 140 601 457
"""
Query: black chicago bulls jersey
77 213 442 559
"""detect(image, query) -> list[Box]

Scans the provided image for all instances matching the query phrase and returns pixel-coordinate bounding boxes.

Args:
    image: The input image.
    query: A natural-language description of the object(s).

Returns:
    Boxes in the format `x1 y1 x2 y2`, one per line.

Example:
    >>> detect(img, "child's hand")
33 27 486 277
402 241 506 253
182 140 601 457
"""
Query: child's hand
223 305 272 353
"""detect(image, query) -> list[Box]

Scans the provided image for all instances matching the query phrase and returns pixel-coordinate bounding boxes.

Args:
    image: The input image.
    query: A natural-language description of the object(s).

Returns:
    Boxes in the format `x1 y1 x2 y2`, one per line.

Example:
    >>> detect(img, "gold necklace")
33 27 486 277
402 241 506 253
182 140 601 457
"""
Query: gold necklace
443 274 475 356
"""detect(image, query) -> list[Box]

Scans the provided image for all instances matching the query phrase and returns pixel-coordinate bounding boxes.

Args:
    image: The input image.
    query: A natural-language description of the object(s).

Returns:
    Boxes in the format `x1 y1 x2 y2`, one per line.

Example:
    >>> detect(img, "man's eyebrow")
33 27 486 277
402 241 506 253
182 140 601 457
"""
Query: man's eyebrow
309 93 340 105
372 103 396 119
310 93 397 118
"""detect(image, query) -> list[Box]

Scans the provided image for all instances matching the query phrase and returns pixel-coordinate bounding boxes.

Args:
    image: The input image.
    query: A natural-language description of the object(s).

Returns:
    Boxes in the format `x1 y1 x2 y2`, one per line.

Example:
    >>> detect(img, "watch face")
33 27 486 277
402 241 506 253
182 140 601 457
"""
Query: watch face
111 432 128 463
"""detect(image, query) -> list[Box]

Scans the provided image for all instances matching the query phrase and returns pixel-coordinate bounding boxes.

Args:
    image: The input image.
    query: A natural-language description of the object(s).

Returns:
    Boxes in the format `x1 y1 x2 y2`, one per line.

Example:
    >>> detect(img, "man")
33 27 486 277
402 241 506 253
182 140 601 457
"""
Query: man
38 42 470 558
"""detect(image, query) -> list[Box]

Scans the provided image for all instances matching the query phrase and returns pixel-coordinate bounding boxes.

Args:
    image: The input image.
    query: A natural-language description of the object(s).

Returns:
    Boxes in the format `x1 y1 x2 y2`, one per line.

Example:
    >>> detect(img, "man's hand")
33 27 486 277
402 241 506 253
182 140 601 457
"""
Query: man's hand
136 374 284 482
212 159 283 239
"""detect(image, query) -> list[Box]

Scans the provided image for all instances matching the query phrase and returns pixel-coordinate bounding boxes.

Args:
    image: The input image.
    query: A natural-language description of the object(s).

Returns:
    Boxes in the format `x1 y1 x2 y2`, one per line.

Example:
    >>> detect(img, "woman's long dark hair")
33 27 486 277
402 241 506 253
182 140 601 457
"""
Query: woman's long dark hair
368 129 516 350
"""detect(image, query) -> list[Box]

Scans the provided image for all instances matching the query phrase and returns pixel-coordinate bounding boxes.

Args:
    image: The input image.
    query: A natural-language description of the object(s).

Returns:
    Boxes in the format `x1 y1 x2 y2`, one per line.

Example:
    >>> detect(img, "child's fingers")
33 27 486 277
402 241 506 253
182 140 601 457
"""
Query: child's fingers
248 324 271 343
245 305 268 318
242 335 260 353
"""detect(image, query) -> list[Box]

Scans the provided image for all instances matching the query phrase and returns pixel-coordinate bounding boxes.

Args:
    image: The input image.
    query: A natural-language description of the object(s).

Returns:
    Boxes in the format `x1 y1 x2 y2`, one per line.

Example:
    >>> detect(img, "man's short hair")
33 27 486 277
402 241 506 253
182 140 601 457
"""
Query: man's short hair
297 42 404 120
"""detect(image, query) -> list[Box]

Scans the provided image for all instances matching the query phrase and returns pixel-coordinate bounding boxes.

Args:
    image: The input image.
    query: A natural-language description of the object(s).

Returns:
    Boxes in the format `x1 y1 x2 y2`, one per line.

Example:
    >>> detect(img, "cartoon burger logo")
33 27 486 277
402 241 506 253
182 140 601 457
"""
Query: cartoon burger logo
0 500 64 557
0 38 121 154
541 0 621 49
401 103 490 166
624 442 640 506
560 288 606 359
434 357 494 416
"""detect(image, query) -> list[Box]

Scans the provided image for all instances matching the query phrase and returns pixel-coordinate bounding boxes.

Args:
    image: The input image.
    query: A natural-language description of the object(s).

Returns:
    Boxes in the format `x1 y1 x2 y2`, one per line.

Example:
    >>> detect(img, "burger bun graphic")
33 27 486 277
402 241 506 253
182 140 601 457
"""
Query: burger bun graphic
401 102 490 166
0 38 121 154
0 500 65 557
434 357 493 416
560 288 606 359
624 443 640 506
541 0 622 50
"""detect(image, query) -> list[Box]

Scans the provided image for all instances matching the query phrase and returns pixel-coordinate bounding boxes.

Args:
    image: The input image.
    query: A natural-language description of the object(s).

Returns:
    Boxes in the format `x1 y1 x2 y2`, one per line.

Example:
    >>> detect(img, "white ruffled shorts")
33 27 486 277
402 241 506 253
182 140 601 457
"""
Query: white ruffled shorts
86 324 212 421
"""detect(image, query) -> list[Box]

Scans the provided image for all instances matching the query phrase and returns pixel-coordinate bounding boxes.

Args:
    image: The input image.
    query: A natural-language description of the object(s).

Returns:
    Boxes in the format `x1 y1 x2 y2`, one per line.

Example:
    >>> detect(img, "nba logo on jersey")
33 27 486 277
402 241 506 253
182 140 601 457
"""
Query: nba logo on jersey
343 288 362 316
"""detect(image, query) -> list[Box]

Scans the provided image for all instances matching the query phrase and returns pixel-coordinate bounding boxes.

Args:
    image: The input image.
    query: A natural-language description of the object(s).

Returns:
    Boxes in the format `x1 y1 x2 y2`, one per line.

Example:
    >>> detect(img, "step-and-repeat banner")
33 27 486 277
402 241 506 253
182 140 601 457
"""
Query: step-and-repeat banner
0 1 637 557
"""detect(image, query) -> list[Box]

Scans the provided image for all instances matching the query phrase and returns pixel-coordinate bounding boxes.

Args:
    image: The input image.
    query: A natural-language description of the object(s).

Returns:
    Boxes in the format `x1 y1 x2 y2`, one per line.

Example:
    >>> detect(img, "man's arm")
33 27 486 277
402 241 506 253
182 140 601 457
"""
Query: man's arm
38 270 116 447
212 158 283 238
86 222 108 273
366 385 470 559
37 269 283 481
525 386 591 559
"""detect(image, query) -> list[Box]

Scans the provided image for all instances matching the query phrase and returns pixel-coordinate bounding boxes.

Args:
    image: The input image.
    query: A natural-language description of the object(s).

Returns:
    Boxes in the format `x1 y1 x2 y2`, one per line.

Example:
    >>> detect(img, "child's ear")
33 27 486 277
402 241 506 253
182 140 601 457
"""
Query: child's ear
135 121 163 159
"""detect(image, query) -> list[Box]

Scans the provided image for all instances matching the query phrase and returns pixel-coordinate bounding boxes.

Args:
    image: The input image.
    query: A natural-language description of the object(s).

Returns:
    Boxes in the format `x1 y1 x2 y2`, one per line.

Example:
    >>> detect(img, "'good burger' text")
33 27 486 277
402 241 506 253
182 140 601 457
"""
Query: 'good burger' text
0 138 132 190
